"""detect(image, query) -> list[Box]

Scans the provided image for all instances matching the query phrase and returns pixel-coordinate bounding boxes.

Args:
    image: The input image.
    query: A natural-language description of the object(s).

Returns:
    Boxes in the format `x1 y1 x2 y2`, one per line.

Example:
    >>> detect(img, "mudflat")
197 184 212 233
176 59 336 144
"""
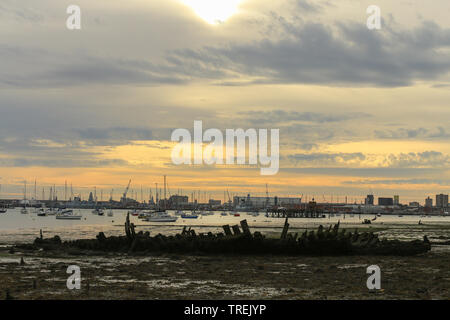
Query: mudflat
1 246 449 300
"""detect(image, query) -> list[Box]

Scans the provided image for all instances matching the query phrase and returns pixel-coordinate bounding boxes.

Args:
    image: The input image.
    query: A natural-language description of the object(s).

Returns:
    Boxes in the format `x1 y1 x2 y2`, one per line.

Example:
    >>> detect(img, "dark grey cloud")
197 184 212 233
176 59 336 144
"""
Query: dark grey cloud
294 0 322 13
375 126 450 140
343 178 450 186
162 20 450 87
281 167 442 178
287 152 366 166
0 49 187 88
2 11 450 88
0 1 43 22
242 110 370 125
76 127 156 146
0 157 127 168
384 151 450 168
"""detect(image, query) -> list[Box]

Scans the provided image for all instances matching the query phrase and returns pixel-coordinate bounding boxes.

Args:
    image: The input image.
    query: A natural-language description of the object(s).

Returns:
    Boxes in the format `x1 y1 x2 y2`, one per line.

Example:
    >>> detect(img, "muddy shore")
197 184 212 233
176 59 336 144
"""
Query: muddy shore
1 244 449 300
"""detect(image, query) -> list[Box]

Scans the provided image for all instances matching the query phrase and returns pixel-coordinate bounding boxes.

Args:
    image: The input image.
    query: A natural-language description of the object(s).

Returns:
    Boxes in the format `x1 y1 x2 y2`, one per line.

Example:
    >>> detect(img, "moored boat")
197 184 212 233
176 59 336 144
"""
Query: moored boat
181 213 198 219
56 210 82 220
145 211 178 222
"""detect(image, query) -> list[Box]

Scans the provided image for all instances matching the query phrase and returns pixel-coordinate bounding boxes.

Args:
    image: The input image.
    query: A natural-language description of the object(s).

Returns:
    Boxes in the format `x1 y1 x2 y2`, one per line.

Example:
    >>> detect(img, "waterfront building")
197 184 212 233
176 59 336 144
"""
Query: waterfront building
365 194 374 205
436 194 449 208
378 197 394 206
394 195 400 205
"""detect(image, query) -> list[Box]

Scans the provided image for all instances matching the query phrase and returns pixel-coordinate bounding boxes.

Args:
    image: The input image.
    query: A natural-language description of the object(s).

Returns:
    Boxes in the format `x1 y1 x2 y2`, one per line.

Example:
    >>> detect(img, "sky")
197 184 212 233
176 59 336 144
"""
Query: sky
0 0 449 203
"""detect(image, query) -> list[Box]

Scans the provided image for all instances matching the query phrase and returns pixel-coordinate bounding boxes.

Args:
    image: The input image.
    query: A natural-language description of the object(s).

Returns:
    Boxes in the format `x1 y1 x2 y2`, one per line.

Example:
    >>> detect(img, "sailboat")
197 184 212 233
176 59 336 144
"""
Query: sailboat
181 211 198 219
145 175 178 222
56 209 82 220
0 184 7 213
21 181 28 214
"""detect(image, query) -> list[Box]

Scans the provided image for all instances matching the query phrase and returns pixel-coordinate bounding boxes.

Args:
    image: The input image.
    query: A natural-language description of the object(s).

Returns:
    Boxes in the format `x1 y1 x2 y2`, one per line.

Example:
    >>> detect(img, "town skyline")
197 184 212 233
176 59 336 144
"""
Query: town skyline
1 0 449 202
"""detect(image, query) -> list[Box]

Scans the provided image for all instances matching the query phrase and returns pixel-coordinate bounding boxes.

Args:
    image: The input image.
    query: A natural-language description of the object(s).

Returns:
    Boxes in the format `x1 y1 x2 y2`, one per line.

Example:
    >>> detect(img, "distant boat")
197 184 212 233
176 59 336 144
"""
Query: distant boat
234 213 240 217
107 209 113 217
0 208 7 213
145 211 178 222
221 212 228 216
175 210 183 216
92 208 104 216
21 181 28 214
398 215 403 218
181 213 198 219
377 213 382 217
128 209 140 216
36 208 47 217
56 210 82 220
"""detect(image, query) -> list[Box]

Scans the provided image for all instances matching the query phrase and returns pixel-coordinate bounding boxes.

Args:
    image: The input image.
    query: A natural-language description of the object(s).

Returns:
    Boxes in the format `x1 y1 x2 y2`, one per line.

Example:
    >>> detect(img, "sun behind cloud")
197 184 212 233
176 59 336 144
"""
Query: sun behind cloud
179 0 242 24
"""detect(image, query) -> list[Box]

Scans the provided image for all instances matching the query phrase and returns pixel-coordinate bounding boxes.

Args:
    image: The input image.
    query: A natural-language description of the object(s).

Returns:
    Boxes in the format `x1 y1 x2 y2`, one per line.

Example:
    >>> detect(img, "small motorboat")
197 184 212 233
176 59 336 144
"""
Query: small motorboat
21 208 28 214
0 208 7 213
56 210 82 220
220 212 228 216
128 209 140 216
145 211 178 222
181 213 198 219
92 208 104 216
234 213 240 217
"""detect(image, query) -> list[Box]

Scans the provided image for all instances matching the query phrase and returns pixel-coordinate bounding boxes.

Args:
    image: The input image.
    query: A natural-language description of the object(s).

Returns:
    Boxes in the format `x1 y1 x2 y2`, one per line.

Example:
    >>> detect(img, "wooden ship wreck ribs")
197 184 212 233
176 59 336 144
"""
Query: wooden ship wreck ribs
29 214 431 256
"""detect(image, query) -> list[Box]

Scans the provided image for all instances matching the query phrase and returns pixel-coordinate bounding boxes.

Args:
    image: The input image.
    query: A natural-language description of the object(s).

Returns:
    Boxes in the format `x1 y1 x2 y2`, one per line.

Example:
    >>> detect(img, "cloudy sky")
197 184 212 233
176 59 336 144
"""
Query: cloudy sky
0 0 449 203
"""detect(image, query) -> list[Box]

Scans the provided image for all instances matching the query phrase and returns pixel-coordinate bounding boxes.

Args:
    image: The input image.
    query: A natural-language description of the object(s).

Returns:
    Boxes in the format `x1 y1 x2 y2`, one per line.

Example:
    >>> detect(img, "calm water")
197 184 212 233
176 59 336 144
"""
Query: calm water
0 208 449 244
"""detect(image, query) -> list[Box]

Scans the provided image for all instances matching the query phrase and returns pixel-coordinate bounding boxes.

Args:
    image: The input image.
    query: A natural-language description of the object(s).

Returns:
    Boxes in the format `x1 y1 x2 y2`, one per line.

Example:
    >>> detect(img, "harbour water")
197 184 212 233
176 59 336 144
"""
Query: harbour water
1 208 449 244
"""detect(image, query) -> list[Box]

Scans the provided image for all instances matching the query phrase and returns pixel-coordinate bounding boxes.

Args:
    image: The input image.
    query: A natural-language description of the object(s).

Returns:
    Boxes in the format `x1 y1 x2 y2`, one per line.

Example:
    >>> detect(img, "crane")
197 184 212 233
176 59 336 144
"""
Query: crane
226 189 232 209
122 179 131 203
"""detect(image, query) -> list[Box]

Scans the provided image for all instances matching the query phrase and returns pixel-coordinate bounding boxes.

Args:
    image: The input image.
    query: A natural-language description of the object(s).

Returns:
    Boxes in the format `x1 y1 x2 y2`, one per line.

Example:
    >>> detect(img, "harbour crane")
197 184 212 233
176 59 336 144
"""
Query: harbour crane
121 179 131 203
226 189 232 210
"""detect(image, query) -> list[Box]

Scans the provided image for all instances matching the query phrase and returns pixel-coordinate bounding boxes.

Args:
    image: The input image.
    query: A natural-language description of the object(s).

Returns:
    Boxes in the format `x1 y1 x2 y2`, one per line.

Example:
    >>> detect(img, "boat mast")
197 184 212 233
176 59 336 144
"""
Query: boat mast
164 175 167 210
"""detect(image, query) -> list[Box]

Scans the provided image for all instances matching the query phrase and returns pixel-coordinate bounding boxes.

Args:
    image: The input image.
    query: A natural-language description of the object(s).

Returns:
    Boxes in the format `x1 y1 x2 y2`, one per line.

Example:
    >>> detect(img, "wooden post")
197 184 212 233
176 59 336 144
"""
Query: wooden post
222 225 233 236
231 225 241 235
281 217 289 239
240 220 251 237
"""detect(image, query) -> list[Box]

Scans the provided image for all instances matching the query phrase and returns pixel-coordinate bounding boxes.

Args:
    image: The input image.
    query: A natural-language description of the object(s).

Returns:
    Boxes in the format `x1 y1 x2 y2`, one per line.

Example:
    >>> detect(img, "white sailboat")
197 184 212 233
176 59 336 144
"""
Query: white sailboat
56 209 82 220
21 181 28 214
0 184 7 213
145 211 178 222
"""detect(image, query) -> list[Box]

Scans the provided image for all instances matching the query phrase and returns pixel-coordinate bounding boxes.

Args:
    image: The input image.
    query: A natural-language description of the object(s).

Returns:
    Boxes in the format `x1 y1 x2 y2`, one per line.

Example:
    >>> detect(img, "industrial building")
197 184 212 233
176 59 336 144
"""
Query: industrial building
233 194 301 209
378 197 394 206
436 194 449 208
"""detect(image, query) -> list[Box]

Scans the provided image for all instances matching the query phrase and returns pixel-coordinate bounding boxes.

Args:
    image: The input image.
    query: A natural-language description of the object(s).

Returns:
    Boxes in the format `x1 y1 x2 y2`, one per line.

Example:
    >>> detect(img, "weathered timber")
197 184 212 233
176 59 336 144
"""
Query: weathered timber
222 225 233 236
231 225 241 235
281 218 289 239
240 220 252 237
22 221 432 257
